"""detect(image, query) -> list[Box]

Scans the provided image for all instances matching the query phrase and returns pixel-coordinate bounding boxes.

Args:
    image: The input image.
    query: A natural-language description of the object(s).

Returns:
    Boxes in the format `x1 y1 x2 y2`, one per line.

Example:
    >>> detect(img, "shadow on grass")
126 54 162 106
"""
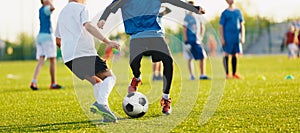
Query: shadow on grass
0 120 98 132
0 114 162 132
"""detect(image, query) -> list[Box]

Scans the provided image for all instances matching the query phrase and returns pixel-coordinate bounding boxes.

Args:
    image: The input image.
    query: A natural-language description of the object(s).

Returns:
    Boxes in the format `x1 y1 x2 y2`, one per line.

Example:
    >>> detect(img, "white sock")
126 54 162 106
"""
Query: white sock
135 76 141 81
94 75 116 105
31 79 37 83
93 82 102 104
162 93 169 100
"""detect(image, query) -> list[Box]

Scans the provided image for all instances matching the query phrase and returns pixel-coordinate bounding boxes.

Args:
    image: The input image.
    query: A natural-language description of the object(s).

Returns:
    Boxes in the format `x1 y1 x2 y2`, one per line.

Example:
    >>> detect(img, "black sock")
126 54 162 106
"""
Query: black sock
232 56 237 75
223 56 229 75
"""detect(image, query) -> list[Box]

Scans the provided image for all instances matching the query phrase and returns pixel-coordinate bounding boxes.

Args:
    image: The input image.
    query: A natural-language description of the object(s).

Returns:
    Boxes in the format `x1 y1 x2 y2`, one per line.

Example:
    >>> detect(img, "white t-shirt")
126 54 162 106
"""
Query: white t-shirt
55 2 98 63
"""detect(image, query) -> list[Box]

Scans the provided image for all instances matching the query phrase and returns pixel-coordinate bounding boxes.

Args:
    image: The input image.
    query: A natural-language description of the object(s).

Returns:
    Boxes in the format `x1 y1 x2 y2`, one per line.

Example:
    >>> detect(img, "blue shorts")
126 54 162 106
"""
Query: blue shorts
186 41 207 60
222 41 243 54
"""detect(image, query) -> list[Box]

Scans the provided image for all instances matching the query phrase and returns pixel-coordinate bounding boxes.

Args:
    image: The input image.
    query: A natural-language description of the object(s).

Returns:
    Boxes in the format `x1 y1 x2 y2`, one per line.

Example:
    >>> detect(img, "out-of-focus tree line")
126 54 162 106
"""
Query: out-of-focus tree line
0 11 295 61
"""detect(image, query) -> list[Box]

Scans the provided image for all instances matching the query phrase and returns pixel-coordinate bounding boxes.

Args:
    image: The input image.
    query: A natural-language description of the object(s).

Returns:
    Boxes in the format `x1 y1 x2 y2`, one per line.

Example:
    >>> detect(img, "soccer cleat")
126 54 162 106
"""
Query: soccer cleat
233 74 243 79
226 74 231 79
90 102 118 123
30 82 39 90
199 75 211 80
153 75 163 81
128 77 141 93
189 75 195 80
160 98 172 115
50 84 63 89
156 75 163 80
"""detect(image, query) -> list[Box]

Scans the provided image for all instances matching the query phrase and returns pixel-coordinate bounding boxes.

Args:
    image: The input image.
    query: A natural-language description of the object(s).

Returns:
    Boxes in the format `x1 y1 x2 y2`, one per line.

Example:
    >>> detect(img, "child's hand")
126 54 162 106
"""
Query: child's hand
221 38 225 46
108 40 120 51
199 7 205 14
240 38 245 45
97 20 106 29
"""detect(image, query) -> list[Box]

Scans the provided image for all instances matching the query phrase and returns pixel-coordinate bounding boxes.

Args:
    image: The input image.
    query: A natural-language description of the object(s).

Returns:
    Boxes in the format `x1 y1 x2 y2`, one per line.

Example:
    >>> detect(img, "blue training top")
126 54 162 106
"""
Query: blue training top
100 0 200 39
184 13 197 43
39 6 52 34
37 6 53 43
118 0 163 39
219 9 244 44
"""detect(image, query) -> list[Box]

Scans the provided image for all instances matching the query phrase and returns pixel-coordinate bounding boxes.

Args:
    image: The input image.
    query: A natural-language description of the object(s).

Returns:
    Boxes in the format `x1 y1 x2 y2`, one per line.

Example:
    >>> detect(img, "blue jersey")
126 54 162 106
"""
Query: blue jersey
219 9 244 44
37 6 53 43
100 0 200 39
120 0 163 38
39 6 52 34
184 13 197 43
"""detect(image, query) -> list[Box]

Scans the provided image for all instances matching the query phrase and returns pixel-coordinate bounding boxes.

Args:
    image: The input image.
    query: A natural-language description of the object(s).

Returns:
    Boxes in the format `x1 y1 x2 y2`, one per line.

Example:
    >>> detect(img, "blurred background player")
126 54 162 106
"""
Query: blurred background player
219 0 245 79
55 0 120 123
30 0 62 90
284 24 299 59
152 6 171 81
183 0 210 80
98 0 205 115
207 33 217 57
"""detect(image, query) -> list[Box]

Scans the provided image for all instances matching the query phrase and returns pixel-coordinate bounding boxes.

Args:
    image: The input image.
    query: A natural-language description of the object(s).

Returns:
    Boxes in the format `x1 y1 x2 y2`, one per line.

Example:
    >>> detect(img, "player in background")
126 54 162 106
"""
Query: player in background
297 28 300 58
207 33 217 57
98 0 205 115
183 0 210 80
55 0 120 123
284 24 299 59
219 0 245 79
30 0 62 90
152 6 172 81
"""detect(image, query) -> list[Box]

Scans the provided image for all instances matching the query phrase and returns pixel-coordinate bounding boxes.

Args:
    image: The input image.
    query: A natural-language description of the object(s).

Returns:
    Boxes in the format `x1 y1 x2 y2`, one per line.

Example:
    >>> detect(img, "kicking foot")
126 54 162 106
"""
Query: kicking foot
128 77 141 93
90 102 117 123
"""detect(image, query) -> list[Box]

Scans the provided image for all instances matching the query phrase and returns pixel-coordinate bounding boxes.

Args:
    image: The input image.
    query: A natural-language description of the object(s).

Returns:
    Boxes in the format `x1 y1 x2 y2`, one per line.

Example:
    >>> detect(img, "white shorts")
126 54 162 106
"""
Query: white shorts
182 43 193 60
36 40 57 60
287 43 299 57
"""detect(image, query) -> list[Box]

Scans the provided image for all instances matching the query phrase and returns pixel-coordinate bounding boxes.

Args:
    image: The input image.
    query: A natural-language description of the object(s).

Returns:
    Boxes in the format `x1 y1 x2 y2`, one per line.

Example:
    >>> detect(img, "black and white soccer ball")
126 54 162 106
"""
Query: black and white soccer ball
122 92 149 118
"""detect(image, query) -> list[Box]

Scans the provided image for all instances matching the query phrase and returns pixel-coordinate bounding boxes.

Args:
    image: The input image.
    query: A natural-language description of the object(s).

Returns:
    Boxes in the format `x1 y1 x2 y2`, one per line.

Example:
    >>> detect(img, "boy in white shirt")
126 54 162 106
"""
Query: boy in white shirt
55 0 120 123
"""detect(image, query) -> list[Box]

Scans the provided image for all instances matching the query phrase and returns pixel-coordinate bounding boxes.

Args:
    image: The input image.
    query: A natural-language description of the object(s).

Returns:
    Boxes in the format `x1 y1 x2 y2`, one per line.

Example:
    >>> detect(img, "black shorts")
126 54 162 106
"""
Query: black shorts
130 37 172 63
65 56 109 80
142 50 169 62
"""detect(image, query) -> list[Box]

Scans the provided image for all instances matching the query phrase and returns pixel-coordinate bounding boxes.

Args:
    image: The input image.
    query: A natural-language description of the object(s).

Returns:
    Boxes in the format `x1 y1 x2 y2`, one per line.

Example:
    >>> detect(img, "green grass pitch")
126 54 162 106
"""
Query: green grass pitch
0 54 299 132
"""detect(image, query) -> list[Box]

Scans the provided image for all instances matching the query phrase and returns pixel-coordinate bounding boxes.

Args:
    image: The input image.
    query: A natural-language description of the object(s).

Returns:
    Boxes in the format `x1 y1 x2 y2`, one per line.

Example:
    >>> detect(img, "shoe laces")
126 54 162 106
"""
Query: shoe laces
161 98 171 107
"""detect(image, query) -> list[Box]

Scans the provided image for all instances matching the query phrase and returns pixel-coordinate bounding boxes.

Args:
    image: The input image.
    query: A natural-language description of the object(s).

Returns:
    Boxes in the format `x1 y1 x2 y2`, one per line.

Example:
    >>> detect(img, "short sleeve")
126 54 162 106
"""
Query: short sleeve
183 15 188 27
238 10 244 23
219 12 225 26
81 7 90 25
43 6 52 16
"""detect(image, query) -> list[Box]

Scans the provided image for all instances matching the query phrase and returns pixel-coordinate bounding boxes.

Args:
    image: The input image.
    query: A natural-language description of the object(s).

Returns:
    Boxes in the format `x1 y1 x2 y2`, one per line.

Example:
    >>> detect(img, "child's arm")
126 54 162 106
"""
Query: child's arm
240 21 245 44
56 37 61 48
182 26 188 43
199 22 205 39
43 0 55 11
98 0 127 29
284 33 288 47
85 22 120 50
162 0 205 14
219 25 225 46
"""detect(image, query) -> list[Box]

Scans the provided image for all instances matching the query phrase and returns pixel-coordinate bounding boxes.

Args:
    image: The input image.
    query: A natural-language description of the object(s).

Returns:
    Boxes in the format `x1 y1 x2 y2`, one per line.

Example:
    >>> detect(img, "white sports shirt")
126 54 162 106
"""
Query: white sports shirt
55 2 98 63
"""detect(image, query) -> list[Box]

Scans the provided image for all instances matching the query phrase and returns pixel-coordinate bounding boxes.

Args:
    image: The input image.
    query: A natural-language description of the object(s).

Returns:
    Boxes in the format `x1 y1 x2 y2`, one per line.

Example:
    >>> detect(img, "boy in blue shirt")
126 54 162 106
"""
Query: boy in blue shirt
98 0 205 115
183 0 210 80
30 0 62 90
219 0 245 79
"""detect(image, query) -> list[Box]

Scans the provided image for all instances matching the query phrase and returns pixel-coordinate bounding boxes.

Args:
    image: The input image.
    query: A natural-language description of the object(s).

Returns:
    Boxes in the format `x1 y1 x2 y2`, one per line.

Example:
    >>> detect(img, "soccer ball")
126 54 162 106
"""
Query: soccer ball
122 92 149 118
